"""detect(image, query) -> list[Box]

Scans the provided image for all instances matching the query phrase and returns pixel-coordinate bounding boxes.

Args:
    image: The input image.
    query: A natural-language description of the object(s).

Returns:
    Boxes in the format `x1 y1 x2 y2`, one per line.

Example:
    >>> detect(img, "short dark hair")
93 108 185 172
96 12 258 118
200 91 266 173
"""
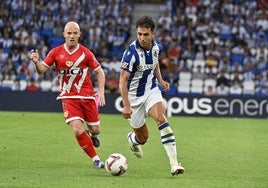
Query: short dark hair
136 15 156 31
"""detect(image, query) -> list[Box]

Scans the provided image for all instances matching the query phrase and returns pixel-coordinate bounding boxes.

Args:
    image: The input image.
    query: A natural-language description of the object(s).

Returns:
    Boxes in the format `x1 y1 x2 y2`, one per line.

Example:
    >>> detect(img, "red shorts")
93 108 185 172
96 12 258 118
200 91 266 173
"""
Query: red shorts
61 98 100 125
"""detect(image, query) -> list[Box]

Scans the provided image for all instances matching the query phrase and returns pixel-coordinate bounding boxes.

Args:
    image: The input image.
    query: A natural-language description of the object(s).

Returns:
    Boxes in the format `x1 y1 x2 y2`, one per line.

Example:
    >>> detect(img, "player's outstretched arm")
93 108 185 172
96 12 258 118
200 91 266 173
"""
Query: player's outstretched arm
29 49 48 74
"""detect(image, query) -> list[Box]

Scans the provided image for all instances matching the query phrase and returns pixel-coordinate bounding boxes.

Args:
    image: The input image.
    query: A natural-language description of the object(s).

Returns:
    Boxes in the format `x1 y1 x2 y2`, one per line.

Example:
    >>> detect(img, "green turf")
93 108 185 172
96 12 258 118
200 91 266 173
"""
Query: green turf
0 112 267 188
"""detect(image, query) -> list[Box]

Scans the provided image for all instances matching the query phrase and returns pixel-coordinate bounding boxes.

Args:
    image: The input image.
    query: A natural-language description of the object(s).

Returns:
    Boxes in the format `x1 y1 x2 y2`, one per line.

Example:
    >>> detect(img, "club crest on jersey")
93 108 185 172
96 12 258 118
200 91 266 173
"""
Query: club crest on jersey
66 61 73 67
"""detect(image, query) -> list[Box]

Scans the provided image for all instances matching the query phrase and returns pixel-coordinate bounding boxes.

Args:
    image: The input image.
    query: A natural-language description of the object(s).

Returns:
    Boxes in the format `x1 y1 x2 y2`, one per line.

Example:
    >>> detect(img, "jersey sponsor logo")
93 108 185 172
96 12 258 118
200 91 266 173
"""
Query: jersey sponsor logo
58 68 84 75
66 61 74 67
60 53 86 94
137 64 156 71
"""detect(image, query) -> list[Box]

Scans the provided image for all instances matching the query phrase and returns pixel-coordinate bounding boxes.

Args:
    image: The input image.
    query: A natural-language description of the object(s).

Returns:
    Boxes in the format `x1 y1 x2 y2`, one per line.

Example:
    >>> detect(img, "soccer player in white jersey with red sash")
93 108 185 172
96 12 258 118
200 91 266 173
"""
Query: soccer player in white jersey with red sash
30 21 105 169
119 16 185 176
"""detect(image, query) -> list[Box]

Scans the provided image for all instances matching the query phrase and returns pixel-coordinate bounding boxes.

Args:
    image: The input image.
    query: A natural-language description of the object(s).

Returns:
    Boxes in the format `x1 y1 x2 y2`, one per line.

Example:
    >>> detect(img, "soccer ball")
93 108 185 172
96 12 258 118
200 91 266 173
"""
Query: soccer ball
105 153 128 176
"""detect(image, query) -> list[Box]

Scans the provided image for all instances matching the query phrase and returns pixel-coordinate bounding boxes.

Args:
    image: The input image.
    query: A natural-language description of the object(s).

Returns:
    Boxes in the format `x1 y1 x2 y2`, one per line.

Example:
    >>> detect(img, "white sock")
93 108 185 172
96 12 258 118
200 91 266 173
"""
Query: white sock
158 122 179 166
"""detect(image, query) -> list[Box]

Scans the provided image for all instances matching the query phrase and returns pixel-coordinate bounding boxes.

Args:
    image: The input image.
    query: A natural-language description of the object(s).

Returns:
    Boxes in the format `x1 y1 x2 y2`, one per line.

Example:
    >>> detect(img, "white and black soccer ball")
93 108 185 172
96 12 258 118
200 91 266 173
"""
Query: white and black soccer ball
105 153 128 176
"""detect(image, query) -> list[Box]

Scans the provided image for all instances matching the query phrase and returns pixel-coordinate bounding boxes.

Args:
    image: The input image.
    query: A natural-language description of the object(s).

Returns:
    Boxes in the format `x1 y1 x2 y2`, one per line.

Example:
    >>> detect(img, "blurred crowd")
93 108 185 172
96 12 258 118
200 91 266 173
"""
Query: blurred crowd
0 0 268 98
157 0 268 97
0 0 132 92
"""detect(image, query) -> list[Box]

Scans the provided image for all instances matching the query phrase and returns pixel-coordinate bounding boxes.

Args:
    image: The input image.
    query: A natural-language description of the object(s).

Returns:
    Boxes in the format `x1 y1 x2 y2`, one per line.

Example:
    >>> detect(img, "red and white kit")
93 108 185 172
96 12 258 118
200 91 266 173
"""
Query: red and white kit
43 43 100 99
43 43 101 123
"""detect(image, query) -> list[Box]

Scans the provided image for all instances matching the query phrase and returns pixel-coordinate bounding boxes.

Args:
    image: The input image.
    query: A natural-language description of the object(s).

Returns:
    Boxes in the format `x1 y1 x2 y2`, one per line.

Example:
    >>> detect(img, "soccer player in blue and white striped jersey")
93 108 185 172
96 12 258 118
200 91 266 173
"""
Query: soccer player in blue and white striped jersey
119 15 185 176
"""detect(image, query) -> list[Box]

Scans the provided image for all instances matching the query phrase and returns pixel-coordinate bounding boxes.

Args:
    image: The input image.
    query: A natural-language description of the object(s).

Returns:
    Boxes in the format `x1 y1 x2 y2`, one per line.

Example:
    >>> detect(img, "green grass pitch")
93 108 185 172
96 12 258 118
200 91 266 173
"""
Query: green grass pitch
0 111 267 188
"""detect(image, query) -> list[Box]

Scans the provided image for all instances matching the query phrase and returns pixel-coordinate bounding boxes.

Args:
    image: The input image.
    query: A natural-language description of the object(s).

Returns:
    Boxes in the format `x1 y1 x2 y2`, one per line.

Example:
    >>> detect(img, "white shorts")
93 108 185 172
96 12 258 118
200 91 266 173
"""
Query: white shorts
128 87 164 128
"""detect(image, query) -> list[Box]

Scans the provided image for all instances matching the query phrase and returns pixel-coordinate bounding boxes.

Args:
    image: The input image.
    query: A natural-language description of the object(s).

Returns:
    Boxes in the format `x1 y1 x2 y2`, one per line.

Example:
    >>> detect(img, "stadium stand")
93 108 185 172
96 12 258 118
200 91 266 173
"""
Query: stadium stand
0 0 267 98
156 0 268 97
0 0 133 93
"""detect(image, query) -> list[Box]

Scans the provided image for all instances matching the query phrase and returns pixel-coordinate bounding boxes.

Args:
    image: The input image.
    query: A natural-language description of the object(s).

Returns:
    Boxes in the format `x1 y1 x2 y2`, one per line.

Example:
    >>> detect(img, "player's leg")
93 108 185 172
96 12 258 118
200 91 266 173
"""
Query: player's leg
86 125 101 147
127 125 148 158
69 120 104 168
127 105 148 158
84 99 101 147
62 99 104 168
148 101 185 176
131 125 148 144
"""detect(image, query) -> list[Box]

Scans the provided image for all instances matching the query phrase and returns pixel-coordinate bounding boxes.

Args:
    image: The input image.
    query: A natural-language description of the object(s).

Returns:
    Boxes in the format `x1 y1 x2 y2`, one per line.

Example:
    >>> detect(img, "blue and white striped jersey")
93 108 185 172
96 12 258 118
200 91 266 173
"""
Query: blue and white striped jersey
120 40 163 97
